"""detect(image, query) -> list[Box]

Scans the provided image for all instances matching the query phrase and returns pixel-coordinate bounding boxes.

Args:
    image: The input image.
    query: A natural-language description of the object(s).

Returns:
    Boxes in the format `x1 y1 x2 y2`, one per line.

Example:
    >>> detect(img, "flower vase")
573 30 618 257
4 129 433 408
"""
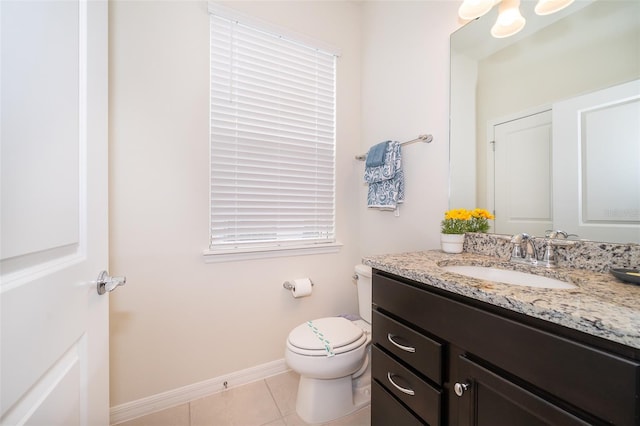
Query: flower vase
441 233 465 254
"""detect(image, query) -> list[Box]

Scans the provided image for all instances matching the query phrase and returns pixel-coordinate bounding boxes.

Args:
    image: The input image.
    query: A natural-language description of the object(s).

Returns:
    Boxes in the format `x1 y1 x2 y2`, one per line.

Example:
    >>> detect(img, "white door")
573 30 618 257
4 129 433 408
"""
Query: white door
553 79 640 243
493 110 553 236
1 1 112 425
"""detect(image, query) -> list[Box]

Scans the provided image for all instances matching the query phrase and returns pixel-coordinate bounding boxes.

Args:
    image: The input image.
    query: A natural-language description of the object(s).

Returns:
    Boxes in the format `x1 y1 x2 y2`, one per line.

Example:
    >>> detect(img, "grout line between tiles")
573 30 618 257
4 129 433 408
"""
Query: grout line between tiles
263 378 285 419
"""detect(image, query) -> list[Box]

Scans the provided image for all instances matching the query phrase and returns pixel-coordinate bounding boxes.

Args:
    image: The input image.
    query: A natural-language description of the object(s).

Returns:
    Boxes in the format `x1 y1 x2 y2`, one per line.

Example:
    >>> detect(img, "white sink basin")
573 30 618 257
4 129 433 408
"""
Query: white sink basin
441 265 576 289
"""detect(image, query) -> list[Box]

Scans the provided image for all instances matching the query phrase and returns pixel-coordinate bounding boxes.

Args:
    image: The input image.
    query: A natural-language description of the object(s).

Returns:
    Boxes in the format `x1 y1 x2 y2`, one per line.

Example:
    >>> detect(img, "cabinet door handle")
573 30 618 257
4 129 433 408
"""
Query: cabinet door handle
387 333 416 353
454 381 471 397
387 372 415 396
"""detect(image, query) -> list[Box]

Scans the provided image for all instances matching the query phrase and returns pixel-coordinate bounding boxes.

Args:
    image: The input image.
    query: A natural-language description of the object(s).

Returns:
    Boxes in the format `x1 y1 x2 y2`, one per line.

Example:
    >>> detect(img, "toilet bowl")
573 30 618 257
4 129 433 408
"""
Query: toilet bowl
284 265 372 424
286 317 369 378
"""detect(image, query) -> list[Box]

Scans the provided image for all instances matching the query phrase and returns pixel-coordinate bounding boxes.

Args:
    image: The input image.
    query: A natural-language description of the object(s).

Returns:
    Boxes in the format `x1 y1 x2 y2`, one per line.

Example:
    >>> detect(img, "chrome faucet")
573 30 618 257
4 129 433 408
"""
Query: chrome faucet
511 231 578 268
510 233 538 265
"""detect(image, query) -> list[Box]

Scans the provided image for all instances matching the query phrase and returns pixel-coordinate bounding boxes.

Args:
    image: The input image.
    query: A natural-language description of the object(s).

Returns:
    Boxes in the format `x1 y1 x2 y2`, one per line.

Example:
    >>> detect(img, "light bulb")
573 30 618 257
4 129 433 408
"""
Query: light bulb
491 0 526 38
535 0 575 16
458 0 495 20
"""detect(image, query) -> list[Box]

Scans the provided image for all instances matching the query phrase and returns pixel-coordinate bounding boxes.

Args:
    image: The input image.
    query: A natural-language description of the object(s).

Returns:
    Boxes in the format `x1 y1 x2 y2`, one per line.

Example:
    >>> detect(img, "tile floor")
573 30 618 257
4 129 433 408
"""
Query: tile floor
113 371 371 426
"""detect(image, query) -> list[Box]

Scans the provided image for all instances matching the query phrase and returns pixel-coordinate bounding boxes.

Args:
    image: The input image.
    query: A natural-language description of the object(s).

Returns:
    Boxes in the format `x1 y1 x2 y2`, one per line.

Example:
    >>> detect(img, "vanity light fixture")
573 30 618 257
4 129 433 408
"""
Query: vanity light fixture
458 0 576 38
534 0 575 15
491 0 526 38
458 0 498 20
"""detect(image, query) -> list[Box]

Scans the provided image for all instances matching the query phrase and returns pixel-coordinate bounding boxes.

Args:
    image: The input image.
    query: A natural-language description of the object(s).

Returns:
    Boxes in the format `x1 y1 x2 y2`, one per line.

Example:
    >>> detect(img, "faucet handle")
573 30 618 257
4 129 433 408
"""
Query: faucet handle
511 244 524 259
510 233 535 262
545 229 580 239
511 232 530 243
540 240 556 267
510 233 539 263
510 233 524 260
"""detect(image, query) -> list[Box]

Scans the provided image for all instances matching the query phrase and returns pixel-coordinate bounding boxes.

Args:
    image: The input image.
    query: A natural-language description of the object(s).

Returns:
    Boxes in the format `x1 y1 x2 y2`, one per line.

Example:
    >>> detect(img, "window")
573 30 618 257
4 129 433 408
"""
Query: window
206 5 340 261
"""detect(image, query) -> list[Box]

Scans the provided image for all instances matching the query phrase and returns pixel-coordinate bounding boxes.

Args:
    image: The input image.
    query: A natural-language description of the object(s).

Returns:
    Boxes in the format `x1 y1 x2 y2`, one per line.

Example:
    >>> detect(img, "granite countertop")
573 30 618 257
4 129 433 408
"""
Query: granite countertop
363 250 640 351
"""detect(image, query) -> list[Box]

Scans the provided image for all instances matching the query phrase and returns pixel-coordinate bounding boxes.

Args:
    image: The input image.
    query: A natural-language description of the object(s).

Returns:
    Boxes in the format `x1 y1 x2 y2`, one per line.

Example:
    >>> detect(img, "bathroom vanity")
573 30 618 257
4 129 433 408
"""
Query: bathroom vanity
364 250 640 426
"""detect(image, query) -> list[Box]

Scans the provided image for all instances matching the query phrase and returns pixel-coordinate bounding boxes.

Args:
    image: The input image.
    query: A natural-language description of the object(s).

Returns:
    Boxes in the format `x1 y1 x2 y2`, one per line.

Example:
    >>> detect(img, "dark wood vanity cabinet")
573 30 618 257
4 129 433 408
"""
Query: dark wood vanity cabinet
371 270 640 426
452 348 591 426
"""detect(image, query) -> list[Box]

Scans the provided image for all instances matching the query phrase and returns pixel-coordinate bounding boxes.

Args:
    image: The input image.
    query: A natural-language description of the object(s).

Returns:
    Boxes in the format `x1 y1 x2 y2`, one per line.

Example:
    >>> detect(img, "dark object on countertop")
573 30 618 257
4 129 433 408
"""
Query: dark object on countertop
610 268 640 285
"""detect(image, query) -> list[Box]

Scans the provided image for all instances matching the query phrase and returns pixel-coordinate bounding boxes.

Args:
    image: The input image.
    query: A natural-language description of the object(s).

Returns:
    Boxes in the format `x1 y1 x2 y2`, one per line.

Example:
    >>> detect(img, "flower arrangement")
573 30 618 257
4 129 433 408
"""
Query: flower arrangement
441 208 471 234
441 208 494 234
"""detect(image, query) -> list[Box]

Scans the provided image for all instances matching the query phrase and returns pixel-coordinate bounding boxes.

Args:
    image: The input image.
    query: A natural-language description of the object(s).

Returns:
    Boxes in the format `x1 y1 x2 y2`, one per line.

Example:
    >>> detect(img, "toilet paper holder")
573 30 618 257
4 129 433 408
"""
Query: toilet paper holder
283 280 314 291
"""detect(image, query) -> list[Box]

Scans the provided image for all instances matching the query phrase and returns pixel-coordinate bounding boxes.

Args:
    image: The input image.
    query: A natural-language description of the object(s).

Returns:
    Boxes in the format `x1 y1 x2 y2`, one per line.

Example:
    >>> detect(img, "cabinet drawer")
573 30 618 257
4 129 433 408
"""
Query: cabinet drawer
373 345 441 426
373 272 640 426
373 310 443 384
372 381 425 426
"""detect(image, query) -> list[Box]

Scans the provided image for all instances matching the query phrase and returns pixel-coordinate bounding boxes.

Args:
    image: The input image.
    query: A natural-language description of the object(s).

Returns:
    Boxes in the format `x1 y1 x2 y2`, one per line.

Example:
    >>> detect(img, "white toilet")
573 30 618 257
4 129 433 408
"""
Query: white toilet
285 265 372 424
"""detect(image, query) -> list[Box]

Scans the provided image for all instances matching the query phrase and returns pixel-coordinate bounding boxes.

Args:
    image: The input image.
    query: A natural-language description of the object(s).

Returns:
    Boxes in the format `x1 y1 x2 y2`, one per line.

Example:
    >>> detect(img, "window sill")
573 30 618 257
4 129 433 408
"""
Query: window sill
202 242 343 263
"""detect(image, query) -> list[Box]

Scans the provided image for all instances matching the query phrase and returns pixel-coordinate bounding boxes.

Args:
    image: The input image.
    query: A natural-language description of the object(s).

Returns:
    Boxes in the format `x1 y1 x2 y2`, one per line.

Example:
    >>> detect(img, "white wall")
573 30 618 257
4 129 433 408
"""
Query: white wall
109 0 460 407
109 0 363 406
359 1 460 255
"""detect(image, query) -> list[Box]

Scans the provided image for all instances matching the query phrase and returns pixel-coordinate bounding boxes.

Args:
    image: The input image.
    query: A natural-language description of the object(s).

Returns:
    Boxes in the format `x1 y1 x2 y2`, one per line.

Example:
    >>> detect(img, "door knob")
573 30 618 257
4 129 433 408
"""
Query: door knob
454 381 471 397
96 271 126 295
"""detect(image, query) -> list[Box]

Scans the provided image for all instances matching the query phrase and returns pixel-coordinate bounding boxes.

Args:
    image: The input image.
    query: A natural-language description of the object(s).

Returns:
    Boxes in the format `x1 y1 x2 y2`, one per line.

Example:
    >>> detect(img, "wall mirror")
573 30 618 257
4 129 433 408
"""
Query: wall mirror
450 0 640 244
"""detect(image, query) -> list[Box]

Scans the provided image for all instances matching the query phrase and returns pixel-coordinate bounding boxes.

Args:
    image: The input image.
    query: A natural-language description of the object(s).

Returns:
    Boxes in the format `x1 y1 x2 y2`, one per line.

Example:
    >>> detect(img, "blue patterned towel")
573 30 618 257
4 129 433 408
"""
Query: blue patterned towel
363 141 398 184
364 141 404 210
365 141 390 167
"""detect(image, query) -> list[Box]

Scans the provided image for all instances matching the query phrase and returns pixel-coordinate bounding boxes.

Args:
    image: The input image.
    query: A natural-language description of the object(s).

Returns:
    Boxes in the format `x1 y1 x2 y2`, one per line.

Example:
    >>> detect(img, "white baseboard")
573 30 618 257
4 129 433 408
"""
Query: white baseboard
110 358 290 425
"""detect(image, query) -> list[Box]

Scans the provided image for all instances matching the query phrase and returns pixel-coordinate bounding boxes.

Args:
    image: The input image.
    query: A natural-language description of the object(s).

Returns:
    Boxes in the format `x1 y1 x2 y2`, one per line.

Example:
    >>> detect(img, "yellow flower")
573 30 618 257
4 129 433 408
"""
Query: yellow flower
442 207 494 234
470 208 495 220
445 208 471 221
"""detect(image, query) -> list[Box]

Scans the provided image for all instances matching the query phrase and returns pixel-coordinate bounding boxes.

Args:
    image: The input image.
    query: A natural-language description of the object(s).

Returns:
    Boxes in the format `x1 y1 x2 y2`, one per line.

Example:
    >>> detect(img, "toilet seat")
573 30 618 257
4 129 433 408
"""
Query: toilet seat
287 317 366 357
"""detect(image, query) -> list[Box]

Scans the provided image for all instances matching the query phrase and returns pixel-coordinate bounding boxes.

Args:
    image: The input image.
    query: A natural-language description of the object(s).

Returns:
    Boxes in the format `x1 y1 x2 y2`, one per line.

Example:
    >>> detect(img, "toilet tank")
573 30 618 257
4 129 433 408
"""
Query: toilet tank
355 264 372 323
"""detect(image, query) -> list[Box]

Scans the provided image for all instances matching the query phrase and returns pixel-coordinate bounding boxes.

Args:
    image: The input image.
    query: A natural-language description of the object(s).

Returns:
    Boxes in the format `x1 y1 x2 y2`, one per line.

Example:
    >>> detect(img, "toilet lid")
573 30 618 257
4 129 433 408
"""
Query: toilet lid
288 317 364 355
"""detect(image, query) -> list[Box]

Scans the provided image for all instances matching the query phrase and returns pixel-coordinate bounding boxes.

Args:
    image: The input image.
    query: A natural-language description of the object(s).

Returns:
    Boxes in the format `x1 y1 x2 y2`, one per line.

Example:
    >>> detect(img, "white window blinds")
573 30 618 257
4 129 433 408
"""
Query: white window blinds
209 9 337 252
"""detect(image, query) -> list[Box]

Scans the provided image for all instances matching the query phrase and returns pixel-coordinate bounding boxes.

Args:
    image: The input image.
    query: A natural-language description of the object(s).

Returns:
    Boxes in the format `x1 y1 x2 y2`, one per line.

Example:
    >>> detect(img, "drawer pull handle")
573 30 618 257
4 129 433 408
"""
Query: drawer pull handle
387 333 416 353
387 372 415 396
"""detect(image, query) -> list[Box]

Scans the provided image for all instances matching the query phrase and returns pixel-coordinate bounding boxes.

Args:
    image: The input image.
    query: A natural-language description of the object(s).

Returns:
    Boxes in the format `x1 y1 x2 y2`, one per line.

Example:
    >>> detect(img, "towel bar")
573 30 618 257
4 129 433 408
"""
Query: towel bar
355 134 432 161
